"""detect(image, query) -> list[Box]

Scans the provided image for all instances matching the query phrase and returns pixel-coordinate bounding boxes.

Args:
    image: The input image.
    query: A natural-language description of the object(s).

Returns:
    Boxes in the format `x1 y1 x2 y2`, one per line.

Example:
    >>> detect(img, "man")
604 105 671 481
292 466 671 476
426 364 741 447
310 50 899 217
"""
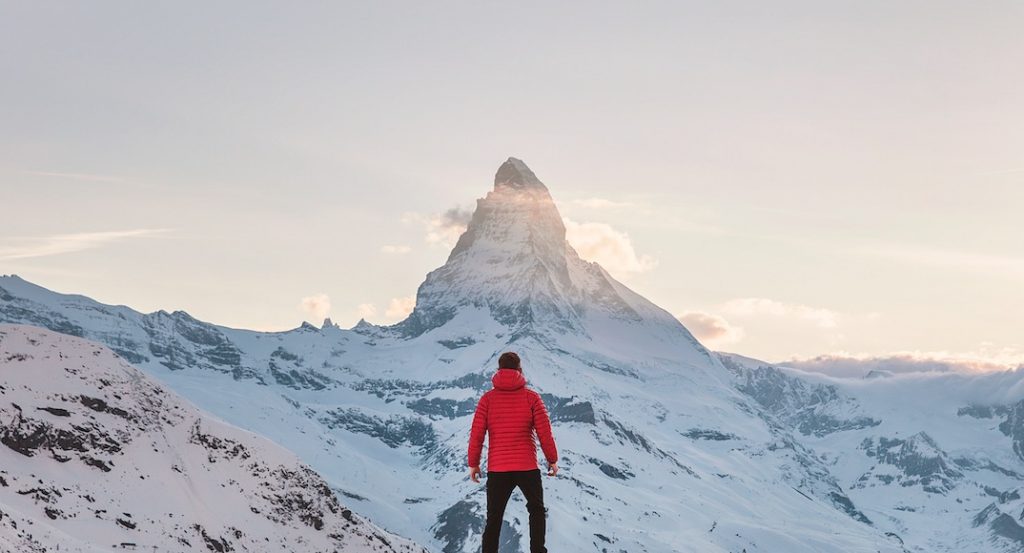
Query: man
468 351 558 553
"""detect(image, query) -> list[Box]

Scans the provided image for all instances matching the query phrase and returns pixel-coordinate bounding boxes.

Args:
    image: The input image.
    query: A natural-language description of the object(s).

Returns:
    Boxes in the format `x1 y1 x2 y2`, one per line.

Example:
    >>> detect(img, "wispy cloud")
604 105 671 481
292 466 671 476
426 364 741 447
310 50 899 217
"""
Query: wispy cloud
977 167 1024 177
571 198 634 209
22 170 126 184
721 297 840 329
864 244 1024 277
402 206 473 248
380 245 412 254
0 229 172 261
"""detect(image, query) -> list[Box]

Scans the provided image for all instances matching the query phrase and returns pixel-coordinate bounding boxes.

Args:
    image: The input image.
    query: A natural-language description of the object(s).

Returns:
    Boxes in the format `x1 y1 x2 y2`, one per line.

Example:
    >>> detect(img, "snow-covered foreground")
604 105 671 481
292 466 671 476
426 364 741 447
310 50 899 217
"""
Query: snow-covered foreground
1 158 1021 552
0 324 427 553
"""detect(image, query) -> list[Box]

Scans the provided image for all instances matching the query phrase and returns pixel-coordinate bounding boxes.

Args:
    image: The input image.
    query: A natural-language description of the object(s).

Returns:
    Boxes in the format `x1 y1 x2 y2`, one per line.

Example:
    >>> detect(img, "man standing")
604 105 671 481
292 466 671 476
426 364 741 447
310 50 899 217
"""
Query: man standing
468 351 559 553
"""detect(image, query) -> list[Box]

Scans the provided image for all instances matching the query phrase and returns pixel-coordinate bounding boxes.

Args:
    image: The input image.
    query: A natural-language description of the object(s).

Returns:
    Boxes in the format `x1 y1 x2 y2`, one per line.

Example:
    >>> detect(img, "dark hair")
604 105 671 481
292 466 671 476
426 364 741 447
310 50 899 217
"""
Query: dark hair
498 351 521 370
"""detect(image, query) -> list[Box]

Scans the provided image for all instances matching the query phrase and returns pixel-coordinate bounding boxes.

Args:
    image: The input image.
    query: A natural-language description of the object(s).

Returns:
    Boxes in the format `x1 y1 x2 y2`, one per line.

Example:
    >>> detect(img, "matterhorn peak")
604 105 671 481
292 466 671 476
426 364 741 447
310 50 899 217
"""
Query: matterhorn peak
397 157 706 359
494 157 547 191
447 157 566 263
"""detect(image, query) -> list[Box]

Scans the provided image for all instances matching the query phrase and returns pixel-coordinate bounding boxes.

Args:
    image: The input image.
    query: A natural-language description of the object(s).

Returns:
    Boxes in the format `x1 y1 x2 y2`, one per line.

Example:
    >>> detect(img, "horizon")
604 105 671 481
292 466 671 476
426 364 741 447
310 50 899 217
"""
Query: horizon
2 2 1022 374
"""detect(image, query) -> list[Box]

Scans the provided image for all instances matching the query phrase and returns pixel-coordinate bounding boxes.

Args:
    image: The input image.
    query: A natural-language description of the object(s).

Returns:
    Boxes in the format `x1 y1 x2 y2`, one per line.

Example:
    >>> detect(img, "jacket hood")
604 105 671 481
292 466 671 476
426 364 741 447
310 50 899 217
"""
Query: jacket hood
492 368 526 391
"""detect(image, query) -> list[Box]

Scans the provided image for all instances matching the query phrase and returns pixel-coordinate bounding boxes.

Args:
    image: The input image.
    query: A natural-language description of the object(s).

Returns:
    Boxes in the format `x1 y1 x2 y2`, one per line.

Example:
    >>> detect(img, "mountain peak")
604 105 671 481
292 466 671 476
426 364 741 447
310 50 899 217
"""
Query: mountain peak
397 158 708 362
494 157 546 191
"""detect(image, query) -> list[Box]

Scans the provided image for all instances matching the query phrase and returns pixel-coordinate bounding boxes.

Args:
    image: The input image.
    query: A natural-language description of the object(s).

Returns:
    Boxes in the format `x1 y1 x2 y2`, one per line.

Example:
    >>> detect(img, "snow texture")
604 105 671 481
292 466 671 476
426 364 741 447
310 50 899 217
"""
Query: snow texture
0 324 427 553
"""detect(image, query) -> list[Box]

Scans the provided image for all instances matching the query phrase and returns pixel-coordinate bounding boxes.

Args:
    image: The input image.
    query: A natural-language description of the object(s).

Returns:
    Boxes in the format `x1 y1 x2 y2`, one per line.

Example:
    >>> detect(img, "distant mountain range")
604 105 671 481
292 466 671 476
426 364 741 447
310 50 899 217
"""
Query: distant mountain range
3 158 1024 552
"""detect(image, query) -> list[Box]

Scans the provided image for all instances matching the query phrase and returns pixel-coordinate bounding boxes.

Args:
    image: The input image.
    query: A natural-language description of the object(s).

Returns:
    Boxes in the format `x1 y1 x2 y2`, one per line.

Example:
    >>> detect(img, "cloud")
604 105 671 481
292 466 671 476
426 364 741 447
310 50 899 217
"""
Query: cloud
781 347 1024 378
381 245 412 254
563 218 657 280
0 229 172 261
677 311 745 347
770 354 1024 408
385 296 416 320
721 298 839 329
298 294 331 322
571 198 634 209
23 170 125 184
864 244 1024 278
403 206 473 247
356 303 378 320
978 167 1024 177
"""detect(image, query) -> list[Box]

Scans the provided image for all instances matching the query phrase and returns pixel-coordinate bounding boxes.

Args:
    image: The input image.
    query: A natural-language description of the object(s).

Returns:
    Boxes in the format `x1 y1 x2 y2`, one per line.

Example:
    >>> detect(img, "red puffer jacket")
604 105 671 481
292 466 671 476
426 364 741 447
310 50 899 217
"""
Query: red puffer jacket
468 368 558 472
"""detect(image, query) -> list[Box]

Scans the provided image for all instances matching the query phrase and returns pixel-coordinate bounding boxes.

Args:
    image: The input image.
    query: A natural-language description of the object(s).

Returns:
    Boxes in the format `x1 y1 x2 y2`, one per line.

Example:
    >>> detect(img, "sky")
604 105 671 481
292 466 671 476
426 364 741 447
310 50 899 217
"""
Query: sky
1 1 1022 370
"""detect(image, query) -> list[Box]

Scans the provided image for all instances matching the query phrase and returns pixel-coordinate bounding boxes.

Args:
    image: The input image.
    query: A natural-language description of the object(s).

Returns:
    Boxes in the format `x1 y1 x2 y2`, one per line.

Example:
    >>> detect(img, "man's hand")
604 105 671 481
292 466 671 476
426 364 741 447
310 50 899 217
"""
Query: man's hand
546 462 558 477
469 466 482 483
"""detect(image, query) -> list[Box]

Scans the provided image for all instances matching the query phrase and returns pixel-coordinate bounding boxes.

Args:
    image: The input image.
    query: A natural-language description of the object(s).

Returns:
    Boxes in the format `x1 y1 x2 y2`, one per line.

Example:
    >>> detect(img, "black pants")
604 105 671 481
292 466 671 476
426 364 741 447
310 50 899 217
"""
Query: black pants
482 469 547 553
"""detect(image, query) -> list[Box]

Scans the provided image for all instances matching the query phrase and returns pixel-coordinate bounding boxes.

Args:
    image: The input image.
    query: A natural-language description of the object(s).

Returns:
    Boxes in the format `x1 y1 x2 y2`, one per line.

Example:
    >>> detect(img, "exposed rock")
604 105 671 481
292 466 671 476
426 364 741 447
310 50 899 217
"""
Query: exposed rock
857 433 962 494
0 324 428 552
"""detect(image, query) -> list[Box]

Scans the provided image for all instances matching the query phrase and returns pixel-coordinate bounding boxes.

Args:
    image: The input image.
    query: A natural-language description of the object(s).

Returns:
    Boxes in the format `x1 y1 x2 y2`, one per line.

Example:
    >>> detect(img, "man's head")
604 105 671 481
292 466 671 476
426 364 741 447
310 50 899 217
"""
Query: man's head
498 351 521 371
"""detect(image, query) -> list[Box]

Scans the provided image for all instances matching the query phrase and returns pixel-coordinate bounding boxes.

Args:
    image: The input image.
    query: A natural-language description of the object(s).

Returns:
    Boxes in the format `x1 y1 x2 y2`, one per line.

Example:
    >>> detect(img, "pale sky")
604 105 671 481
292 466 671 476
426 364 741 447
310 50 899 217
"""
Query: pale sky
1 1 1022 369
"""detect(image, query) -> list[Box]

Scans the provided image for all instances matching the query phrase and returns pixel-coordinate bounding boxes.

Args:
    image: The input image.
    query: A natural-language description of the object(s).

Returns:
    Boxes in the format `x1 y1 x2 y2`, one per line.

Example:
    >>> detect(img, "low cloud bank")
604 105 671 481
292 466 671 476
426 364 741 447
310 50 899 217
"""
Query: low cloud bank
753 353 1024 408
781 352 1023 378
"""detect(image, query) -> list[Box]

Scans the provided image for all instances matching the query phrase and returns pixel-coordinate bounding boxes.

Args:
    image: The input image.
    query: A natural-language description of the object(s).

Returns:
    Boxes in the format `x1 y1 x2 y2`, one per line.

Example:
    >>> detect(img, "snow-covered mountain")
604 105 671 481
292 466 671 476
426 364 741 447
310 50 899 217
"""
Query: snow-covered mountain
1 157 1019 552
398 158 707 367
720 353 1024 553
0 324 428 553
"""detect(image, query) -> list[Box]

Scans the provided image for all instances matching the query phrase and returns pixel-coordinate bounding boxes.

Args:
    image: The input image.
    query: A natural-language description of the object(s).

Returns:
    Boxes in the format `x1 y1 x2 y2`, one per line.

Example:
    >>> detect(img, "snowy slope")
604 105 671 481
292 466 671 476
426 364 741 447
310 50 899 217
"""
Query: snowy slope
721 352 1024 553
0 158 920 552
0 324 427 553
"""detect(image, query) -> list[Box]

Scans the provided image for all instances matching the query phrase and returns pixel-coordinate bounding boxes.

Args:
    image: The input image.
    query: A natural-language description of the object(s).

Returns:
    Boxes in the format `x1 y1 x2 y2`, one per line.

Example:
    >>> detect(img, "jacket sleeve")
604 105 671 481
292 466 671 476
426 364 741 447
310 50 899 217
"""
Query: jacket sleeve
467 392 489 468
531 393 558 464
